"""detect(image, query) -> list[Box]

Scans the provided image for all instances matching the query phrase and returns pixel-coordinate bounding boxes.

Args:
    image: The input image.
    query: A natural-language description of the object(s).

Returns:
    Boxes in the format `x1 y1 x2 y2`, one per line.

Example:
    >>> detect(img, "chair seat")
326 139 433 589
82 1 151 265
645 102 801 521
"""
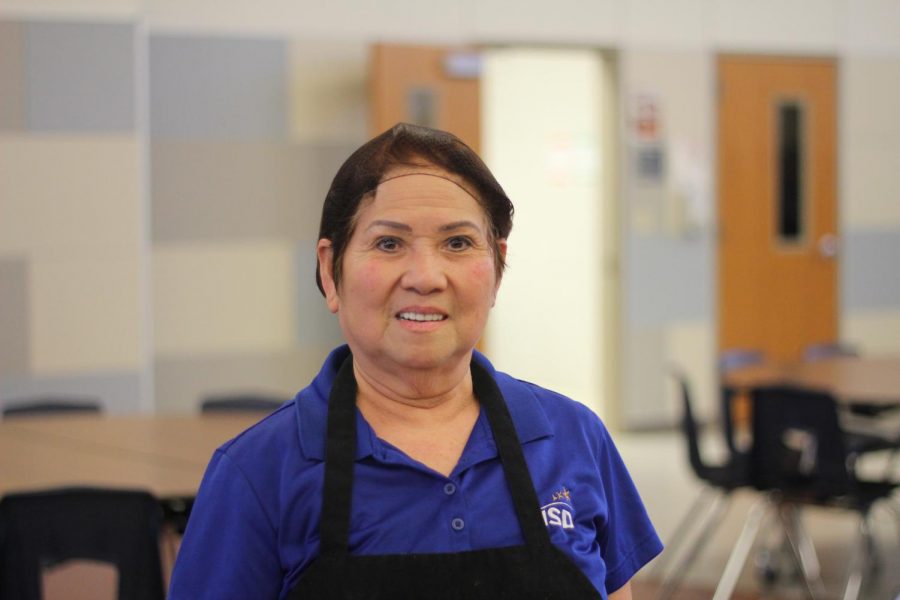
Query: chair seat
777 478 897 511
699 453 751 490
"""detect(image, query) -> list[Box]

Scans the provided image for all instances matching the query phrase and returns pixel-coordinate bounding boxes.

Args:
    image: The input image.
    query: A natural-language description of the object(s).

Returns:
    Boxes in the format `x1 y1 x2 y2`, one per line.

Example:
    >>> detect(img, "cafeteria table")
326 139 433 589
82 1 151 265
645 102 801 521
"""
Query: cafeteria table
0 413 263 497
723 355 900 410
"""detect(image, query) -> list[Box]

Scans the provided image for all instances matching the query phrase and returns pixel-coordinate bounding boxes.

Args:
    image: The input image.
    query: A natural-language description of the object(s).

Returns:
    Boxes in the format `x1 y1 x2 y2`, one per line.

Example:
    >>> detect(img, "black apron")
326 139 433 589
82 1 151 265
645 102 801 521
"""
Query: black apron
288 355 603 600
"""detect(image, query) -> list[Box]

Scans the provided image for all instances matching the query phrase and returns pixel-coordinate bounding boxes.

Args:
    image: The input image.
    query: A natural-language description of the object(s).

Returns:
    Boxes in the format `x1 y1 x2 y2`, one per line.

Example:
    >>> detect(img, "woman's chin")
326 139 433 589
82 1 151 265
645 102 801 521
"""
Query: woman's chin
382 344 472 373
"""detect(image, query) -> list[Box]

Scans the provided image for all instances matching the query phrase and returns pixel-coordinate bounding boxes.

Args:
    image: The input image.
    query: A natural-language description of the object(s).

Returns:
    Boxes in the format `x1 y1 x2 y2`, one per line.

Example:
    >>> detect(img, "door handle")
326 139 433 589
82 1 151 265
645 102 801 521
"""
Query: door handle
817 233 839 258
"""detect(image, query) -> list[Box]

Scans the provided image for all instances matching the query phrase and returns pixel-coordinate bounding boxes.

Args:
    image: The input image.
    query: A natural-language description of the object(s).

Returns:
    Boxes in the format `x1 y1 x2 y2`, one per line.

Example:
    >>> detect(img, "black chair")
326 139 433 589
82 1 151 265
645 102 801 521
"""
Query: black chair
800 343 900 471
2 397 102 418
712 386 900 600
199 393 285 414
651 369 751 600
0 487 165 600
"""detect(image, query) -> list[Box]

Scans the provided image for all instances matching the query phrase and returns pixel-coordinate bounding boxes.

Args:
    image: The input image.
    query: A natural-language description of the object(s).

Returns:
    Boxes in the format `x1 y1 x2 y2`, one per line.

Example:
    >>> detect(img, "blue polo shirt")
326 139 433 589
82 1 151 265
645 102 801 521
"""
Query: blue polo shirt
169 346 662 600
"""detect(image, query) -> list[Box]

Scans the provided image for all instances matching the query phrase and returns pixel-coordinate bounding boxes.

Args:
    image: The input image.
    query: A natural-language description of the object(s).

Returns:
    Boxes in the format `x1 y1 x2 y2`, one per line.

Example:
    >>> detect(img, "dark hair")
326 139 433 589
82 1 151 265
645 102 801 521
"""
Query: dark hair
316 123 514 295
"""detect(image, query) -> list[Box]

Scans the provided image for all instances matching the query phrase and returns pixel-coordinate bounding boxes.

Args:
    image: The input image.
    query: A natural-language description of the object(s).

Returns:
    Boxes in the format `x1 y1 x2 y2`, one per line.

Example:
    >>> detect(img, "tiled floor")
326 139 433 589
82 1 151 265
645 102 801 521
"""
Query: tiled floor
616 429 900 599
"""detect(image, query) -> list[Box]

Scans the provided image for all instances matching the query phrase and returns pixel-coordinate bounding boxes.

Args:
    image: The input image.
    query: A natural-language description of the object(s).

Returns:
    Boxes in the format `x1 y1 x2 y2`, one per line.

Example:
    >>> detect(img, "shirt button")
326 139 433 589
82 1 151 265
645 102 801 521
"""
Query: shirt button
443 483 457 496
451 518 465 531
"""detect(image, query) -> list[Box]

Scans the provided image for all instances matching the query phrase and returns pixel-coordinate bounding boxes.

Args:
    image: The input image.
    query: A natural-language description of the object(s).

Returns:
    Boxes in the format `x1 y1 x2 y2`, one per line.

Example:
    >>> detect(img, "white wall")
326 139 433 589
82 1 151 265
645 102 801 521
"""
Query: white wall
482 48 611 419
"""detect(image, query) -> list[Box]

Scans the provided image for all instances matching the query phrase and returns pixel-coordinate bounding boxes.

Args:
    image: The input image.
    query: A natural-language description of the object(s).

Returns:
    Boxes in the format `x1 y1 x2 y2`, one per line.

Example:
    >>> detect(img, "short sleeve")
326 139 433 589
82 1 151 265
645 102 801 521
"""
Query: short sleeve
593 425 663 594
168 450 282 600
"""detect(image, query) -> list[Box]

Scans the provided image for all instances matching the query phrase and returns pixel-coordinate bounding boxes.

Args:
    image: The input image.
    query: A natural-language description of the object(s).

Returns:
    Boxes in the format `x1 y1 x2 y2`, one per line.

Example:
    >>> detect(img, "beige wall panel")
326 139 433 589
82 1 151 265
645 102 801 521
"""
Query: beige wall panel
712 0 840 52
0 1 139 18
146 0 466 41
154 347 329 413
154 240 296 357
0 136 140 256
287 40 368 144
622 0 709 46
29 251 142 374
845 0 900 54
842 309 900 355
663 320 716 422
842 57 900 228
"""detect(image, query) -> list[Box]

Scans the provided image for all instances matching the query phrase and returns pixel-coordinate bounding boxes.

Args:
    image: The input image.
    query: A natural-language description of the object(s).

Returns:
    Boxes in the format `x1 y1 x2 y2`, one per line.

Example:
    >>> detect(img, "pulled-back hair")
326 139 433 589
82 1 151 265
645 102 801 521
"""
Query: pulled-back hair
316 123 514 295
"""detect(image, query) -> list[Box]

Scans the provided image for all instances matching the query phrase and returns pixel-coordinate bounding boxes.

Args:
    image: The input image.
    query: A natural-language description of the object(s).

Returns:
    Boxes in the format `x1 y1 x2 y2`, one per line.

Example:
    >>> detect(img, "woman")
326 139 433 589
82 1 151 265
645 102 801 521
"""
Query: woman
169 123 662 599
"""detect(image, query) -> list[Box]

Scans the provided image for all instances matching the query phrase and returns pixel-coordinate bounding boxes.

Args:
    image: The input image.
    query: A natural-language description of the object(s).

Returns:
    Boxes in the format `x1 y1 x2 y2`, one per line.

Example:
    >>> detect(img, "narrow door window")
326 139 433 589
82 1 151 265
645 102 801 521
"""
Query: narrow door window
776 101 806 243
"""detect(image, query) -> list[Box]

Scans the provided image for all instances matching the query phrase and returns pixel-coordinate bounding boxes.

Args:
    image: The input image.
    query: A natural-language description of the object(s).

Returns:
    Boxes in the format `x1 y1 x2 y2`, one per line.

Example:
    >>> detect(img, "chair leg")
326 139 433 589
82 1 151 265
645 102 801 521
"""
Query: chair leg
655 492 732 600
841 515 875 600
777 504 825 600
712 495 774 600
879 499 900 549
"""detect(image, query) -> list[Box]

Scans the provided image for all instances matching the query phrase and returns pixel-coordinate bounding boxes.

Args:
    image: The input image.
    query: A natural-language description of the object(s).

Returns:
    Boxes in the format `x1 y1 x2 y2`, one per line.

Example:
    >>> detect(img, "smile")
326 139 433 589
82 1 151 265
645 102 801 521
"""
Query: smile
397 312 447 322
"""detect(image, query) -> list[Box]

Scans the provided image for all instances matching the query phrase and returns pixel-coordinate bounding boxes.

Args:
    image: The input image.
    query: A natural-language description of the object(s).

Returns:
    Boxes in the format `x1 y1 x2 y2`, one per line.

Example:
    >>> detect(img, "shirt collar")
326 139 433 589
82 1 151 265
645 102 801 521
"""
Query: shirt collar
295 345 553 461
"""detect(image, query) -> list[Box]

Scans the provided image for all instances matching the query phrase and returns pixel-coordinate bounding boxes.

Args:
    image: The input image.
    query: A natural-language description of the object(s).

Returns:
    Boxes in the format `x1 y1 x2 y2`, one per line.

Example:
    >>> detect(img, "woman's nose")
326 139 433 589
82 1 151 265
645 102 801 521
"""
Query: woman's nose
400 248 447 294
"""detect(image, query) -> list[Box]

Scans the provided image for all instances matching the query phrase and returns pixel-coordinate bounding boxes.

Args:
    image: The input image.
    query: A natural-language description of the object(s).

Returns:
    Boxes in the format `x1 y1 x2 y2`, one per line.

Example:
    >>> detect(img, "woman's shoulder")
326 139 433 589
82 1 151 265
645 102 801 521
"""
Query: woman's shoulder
216 399 304 464
489 368 611 450
505 373 603 419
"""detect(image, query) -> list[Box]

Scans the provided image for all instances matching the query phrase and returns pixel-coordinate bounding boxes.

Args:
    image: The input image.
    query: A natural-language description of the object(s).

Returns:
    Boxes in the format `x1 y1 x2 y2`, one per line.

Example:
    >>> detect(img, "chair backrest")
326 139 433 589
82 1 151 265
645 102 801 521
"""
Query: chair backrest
749 386 853 499
200 393 285 414
0 487 165 600
2 398 102 418
669 370 708 481
802 341 859 362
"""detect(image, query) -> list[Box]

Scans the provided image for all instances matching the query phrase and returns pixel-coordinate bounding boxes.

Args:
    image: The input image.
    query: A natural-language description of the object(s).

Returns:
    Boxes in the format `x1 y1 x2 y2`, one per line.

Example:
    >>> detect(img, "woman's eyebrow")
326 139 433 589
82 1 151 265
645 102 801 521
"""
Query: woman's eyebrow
366 220 412 232
439 220 482 233
366 220 483 233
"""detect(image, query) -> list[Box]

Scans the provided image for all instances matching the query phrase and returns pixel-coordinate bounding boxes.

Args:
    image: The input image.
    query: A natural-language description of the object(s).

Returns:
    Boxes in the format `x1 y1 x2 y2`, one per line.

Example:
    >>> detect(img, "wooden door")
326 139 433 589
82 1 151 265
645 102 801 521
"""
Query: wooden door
369 43 485 350
718 56 838 362
369 44 480 151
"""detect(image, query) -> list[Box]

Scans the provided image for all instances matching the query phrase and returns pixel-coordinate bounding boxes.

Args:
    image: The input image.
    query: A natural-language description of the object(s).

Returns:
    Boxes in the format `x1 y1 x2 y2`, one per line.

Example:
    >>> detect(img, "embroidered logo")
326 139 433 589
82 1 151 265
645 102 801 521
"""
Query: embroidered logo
541 487 575 530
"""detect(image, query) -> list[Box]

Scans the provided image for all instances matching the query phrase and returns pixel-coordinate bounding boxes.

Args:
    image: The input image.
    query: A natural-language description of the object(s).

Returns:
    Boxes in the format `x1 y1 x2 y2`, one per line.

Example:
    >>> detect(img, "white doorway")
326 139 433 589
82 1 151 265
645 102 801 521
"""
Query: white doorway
482 48 619 423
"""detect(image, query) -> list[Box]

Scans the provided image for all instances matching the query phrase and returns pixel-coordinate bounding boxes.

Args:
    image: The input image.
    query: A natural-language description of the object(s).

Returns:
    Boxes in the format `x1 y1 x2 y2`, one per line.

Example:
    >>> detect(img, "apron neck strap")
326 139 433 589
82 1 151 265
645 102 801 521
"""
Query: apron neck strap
318 355 551 558
318 355 358 557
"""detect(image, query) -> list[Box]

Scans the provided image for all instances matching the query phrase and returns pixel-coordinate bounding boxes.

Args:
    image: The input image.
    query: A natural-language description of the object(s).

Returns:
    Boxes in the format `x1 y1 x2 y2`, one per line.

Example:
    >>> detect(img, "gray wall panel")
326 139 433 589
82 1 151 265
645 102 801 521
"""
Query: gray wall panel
0 21 26 131
26 22 134 132
150 35 286 140
621 326 670 429
154 349 329 413
0 258 29 376
151 141 355 242
843 229 900 310
1 370 142 414
625 233 714 326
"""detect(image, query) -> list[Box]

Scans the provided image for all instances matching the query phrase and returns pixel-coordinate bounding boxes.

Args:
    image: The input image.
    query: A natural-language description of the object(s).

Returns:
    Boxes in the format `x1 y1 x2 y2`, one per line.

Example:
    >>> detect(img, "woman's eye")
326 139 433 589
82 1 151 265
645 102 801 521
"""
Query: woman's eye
446 236 473 251
375 237 401 252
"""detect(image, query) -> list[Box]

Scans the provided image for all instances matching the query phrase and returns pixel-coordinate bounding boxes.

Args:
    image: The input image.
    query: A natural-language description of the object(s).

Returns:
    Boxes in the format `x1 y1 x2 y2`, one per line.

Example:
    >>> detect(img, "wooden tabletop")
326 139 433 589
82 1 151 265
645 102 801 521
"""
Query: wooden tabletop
724 356 900 408
0 413 264 498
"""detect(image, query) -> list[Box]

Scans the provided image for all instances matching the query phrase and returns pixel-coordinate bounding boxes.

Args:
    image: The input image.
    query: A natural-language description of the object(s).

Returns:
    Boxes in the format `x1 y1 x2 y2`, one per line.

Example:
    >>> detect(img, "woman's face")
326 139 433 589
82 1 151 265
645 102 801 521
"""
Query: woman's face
318 166 505 376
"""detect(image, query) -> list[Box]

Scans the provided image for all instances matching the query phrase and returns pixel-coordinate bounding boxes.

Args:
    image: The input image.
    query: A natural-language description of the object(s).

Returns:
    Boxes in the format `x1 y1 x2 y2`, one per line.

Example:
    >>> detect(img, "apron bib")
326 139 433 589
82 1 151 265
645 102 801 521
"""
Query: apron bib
288 356 603 600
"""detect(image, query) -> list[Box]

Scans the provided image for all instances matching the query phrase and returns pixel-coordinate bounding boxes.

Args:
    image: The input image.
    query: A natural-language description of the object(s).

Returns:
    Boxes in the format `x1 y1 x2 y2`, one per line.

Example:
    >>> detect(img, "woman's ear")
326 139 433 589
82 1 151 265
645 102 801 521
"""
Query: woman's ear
317 239 340 314
496 239 508 266
492 239 508 305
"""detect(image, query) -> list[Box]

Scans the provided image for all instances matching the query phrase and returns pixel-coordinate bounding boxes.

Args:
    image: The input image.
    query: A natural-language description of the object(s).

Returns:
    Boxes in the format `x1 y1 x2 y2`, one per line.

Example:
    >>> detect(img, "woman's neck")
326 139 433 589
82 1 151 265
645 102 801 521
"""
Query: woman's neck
351 357 476 422
351 357 480 477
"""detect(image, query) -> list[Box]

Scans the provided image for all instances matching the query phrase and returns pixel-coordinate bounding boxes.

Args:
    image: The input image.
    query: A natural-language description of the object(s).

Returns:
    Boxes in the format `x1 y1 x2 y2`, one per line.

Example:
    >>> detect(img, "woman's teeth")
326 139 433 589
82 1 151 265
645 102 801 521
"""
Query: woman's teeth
398 312 446 322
